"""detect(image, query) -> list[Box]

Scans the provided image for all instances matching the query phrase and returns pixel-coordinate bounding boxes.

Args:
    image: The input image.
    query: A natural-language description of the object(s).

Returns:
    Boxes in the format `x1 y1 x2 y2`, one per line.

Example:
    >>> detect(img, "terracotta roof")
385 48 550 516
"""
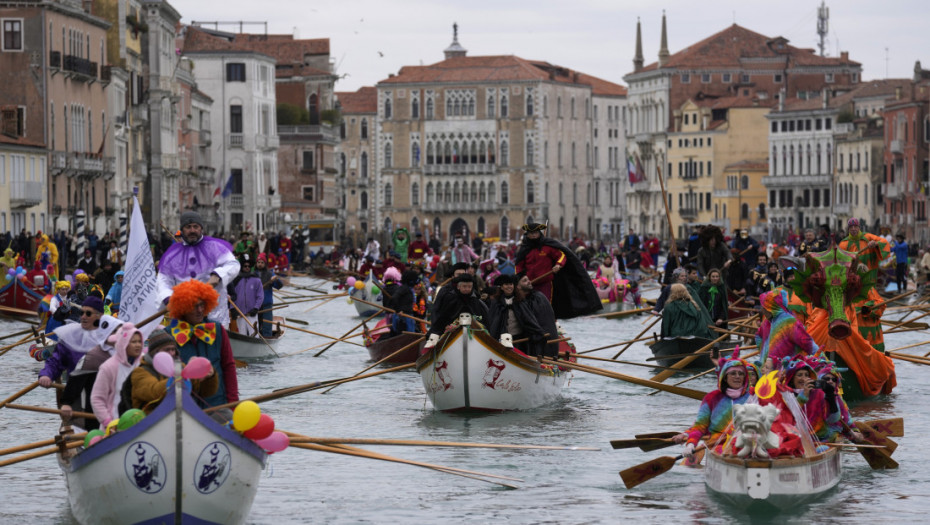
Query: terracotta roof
378 55 626 94
724 159 769 171
0 133 45 148
336 87 378 114
276 64 333 79
636 24 859 73
780 78 913 112
183 26 329 66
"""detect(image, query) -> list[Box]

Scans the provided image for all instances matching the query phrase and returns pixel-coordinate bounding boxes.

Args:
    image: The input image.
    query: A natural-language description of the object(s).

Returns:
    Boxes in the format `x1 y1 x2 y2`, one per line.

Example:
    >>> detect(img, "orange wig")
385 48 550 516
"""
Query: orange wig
168 279 219 319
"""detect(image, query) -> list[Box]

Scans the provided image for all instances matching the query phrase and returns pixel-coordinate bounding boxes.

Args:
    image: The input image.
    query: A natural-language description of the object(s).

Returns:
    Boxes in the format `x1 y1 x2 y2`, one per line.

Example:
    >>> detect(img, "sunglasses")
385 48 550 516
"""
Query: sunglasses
81 310 98 317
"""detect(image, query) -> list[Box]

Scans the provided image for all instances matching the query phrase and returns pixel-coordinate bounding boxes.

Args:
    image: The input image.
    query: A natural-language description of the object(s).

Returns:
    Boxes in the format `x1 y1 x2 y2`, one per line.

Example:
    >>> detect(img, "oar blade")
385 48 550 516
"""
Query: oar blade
860 417 904 437
619 455 679 489
858 447 899 470
634 431 680 440
639 440 677 452
610 438 666 450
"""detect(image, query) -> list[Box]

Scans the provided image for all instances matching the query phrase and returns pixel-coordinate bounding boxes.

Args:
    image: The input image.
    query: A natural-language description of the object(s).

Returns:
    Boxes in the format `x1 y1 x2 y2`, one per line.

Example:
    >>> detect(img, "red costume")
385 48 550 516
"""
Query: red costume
409 240 431 261
515 244 565 300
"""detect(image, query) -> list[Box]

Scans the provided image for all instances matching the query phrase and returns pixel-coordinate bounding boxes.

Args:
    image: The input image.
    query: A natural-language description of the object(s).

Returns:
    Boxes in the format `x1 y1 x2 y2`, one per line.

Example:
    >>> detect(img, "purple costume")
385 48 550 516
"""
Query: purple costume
156 235 240 328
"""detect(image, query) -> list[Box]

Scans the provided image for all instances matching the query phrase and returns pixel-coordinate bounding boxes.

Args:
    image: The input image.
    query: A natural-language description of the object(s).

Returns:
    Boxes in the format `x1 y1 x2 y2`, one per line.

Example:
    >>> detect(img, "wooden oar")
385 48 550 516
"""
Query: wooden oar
588 307 652 319
350 297 430 326
645 345 757 362
0 332 45 358
0 381 39 410
320 335 425 394
650 332 732 383
0 440 82 468
844 421 898 469
885 309 930 333
563 353 684 372
227 298 279 357
620 444 706 489
4 403 96 420
612 315 663 359
0 304 39 317
0 432 88 457
289 441 519 489
303 294 340 313
886 352 930 366
284 432 599 451
634 431 680 439
647 368 714 396
0 326 37 342
872 289 918 309
279 323 364 347
206 363 416 412
313 311 382 357
860 417 903 437
609 437 676 452
823 442 890 449
540 358 706 400
277 331 367 358
575 334 654 356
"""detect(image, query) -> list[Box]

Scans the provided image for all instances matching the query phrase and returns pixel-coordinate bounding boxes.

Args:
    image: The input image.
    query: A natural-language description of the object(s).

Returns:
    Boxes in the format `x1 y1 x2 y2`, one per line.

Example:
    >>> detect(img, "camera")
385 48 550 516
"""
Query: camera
810 379 827 390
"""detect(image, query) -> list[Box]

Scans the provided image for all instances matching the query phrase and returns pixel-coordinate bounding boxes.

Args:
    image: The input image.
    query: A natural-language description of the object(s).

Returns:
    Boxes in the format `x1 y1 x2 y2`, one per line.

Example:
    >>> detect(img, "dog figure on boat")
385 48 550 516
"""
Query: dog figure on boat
733 403 780 459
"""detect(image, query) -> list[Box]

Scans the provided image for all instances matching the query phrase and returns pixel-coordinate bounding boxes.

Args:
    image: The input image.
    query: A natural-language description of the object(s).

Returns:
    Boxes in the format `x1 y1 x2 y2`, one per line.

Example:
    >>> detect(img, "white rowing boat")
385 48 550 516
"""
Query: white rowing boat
415 315 571 411
58 380 266 524
348 273 384 317
229 316 286 360
704 447 842 512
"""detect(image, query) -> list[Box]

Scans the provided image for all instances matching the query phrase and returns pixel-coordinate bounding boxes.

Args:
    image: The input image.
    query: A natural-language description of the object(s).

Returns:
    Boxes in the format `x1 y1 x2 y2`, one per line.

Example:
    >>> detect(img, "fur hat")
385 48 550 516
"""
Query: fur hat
168 280 219 320
146 328 177 355
180 211 203 228
494 274 515 286
453 273 474 285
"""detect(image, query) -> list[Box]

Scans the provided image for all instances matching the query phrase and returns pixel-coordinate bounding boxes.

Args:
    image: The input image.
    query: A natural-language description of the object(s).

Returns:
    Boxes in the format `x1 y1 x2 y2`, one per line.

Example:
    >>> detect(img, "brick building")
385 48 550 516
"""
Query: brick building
335 86 377 246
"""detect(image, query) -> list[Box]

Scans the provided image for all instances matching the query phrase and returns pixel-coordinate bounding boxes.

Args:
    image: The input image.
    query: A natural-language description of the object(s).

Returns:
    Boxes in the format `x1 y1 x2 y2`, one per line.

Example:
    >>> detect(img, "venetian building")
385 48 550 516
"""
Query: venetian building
372 25 625 246
335 86 377 246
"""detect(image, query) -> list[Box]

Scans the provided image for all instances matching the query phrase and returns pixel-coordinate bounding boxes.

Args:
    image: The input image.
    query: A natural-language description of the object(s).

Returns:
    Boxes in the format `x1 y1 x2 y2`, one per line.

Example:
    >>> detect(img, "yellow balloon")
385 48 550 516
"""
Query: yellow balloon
105 419 119 436
233 400 261 431
354 280 365 290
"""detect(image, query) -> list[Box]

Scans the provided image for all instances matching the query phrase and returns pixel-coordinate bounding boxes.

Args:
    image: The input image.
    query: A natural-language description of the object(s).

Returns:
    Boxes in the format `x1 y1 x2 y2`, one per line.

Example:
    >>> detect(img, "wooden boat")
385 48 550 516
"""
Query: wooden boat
0 276 44 316
648 336 717 369
58 380 266 524
229 316 286 360
704 447 842 512
365 318 424 364
348 273 384 317
415 315 572 411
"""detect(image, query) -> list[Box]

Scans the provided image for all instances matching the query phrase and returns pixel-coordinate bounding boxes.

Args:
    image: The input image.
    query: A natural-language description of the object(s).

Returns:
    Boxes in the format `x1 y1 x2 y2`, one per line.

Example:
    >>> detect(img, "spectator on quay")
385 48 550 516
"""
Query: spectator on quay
892 234 909 292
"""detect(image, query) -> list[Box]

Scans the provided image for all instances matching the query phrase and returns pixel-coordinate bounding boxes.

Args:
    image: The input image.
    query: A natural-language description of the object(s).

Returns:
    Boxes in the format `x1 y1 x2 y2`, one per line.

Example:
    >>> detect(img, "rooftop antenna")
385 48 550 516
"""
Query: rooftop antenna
816 1 829 57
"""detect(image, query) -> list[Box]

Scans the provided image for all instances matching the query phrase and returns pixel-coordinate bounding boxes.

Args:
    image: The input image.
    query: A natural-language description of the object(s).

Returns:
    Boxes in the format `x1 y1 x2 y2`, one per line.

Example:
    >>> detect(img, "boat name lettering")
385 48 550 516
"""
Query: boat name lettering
778 472 800 483
810 457 837 489
493 379 522 392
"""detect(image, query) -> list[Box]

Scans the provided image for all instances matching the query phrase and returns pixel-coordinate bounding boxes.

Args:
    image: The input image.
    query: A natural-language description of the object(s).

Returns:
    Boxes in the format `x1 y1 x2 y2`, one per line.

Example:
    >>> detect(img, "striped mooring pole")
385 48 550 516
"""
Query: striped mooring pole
74 210 86 257
119 212 128 254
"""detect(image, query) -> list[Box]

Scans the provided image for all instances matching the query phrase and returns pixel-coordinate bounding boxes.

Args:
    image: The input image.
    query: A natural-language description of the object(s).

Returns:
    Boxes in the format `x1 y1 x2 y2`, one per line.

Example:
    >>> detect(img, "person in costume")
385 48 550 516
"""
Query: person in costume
381 267 417 337
488 273 559 358
90 323 145 427
892 234 909 292
392 227 411 263
125 328 217 414
35 233 60 278
156 211 240 329
838 218 890 272
409 232 432 262
423 274 489 349
755 290 819 366
165 279 238 408
0 246 16 272
233 231 257 263
673 349 751 457
228 257 263 336
45 280 74 339
660 283 715 340
696 225 733 280
514 222 601 319
781 356 830 442
479 258 501 286
451 236 479 265
255 254 284 337
698 268 729 329
104 271 124 316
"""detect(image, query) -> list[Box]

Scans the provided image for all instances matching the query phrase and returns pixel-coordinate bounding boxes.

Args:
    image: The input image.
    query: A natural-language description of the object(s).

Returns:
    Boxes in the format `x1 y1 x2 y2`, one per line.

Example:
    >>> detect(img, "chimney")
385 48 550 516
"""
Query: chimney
895 86 902 100
822 89 829 109
658 11 670 67
840 51 848 62
633 18 644 72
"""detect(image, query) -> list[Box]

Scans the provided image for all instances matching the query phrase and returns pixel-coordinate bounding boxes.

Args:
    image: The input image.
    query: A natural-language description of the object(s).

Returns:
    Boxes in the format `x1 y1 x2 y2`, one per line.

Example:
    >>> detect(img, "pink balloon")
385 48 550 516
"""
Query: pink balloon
345 276 356 287
153 351 176 377
182 356 211 380
89 435 103 446
255 431 289 453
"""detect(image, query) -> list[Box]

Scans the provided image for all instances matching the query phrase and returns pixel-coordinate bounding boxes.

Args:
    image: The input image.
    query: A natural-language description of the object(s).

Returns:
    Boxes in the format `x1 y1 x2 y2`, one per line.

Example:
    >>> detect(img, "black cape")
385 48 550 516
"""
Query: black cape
488 291 559 357
515 236 602 319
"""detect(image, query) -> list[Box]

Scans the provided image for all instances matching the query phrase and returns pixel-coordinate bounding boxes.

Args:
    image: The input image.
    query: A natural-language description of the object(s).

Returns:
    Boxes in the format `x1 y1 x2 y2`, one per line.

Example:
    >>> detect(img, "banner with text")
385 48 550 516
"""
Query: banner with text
120 196 161 337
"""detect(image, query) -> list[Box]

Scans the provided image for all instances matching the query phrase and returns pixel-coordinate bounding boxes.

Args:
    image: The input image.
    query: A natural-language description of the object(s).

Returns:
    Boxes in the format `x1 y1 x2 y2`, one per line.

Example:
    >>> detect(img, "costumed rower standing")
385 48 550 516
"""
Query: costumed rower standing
514 222 602 319
155 210 240 329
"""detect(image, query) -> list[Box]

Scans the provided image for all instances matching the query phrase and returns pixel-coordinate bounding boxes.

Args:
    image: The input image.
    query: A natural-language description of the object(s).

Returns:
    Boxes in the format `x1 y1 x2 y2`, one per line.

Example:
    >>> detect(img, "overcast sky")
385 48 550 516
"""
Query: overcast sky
173 0 929 92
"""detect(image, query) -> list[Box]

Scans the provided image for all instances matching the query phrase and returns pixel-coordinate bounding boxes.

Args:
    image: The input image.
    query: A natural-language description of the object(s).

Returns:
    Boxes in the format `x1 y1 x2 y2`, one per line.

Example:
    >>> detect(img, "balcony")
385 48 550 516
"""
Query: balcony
62 55 98 82
679 207 698 220
885 184 901 199
131 105 148 126
277 124 339 144
761 174 831 187
51 151 68 172
423 163 497 176
256 135 280 150
890 139 903 155
229 194 245 208
631 180 652 193
228 133 244 149
10 181 44 208
199 129 212 147
833 203 852 215
100 65 112 84
256 194 281 209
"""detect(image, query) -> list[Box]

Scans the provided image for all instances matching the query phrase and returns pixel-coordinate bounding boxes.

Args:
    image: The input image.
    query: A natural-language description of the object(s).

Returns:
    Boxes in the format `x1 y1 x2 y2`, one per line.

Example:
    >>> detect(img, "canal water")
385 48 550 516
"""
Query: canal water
1 277 927 524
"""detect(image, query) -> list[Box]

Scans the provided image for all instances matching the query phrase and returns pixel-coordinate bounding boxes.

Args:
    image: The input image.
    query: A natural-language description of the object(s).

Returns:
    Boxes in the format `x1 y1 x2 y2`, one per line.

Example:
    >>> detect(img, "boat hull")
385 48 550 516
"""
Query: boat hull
0 277 44 316
704 448 841 512
416 327 569 411
649 337 717 369
367 333 424 364
229 317 285 360
60 384 266 525
348 274 384 317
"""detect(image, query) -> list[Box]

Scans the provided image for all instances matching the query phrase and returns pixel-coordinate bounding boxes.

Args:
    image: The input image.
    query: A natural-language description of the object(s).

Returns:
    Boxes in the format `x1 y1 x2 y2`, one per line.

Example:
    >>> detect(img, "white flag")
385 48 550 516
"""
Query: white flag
120 196 162 337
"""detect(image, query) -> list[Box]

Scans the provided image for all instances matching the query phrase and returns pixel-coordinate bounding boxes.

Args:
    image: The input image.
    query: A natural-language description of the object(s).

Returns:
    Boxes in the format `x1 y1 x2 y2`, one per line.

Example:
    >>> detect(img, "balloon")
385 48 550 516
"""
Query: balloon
118 408 146 431
370 286 380 296
6 269 13 276
243 413 274 440
255 431 289 452
15 266 22 273
182 356 211 380
353 280 365 290
89 435 104 446
345 277 356 287
153 352 176 378
232 401 261 432
84 429 105 447
105 419 119 436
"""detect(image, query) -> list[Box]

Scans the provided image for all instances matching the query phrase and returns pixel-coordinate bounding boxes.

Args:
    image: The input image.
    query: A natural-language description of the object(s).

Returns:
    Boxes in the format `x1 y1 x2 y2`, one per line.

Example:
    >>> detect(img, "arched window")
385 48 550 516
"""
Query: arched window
384 217 392 233
361 118 368 139
340 153 346 175
411 98 419 119
453 181 461 203
426 98 434 120
526 91 534 116
759 203 766 219
426 182 434 203
477 217 485 235
500 141 509 166
488 95 495 118
586 143 591 167
308 94 320 125
411 183 419 205
526 181 535 203
384 143 392 168
500 94 508 118
470 141 478 164
500 216 510 240
488 182 496 203
772 146 777 174
360 191 368 209
411 142 420 166
444 182 452 203
741 203 749 219
340 120 346 139
384 183 393 206
470 182 478 202
500 181 509 204
741 175 749 190
384 97 392 119
467 97 475 116
443 142 452 164
526 139 534 166
446 98 453 116
479 182 487 202
360 152 368 178
426 142 434 164
411 216 419 233
571 142 576 167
